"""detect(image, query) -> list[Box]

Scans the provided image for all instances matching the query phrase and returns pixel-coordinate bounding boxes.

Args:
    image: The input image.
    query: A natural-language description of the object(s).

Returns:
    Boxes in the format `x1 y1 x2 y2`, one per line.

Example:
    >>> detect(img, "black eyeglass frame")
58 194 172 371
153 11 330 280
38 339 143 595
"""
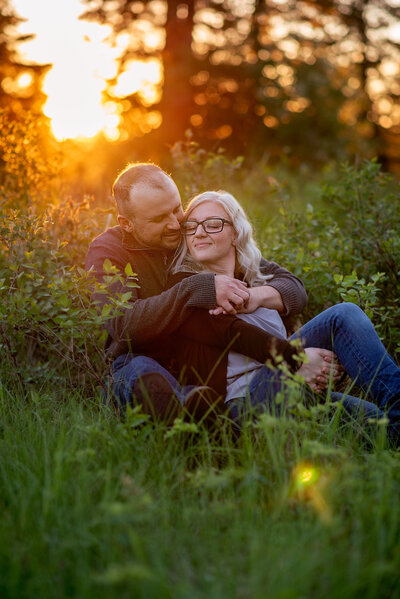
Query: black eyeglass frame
182 217 233 236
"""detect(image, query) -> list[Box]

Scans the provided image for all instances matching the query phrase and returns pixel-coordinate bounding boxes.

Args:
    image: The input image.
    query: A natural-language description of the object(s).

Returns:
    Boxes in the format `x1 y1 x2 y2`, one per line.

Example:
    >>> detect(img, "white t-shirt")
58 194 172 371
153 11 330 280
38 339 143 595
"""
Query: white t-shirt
225 308 287 402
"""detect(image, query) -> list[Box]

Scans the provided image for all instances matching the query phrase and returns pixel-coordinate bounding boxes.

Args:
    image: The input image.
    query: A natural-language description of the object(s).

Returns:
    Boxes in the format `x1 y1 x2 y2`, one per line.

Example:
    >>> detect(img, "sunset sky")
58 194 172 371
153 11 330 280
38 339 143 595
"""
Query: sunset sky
10 0 400 141
12 0 160 140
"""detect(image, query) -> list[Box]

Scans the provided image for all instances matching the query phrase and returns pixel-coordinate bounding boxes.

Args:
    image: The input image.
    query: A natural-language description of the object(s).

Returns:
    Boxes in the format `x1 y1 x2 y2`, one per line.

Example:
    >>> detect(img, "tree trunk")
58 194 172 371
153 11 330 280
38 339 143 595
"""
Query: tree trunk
159 0 196 145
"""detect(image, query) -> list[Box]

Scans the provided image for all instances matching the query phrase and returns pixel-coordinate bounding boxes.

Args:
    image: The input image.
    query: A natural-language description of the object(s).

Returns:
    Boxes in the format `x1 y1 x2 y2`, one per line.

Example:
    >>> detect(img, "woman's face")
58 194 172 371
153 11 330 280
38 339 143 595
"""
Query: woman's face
185 201 237 271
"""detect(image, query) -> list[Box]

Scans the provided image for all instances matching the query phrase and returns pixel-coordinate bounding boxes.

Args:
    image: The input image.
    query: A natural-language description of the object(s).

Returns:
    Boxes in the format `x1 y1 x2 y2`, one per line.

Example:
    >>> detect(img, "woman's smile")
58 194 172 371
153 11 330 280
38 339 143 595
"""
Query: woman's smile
193 241 212 248
185 200 237 275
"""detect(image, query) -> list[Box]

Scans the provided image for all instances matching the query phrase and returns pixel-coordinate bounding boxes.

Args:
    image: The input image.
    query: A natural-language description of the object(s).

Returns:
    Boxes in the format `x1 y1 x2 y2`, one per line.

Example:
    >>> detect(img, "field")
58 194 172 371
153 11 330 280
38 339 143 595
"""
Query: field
1 119 400 598
2 385 400 598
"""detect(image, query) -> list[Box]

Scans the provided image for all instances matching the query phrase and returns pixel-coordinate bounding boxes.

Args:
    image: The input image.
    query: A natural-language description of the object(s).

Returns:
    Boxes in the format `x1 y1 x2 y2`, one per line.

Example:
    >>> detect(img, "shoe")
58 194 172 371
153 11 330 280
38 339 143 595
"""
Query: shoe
183 385 223 424
132 373 182 424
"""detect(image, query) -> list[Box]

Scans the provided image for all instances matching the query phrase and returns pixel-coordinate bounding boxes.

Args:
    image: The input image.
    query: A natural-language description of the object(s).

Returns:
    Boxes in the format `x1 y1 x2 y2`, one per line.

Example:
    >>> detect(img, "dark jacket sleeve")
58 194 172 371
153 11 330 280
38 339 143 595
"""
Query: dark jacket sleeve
168 258 307 372
176 310 302 373
85 233 218 346
259 258 307 315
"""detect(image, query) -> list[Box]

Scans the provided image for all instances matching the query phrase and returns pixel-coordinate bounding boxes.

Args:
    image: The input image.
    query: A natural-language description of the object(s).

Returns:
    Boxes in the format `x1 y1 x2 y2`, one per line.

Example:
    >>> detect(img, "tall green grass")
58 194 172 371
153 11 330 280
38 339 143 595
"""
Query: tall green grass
2 115 400 597
1 375 400 599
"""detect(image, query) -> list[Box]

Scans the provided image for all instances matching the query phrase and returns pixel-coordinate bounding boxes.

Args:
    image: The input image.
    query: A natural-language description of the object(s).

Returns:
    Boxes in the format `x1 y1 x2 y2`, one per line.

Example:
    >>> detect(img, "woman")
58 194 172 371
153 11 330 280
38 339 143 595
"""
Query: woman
171 190 400 439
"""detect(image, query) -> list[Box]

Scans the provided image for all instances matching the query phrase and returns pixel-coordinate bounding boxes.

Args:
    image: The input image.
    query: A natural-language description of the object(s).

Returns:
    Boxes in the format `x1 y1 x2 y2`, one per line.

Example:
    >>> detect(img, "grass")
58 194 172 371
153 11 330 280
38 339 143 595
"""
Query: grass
2 373 400 599
2 121 400 597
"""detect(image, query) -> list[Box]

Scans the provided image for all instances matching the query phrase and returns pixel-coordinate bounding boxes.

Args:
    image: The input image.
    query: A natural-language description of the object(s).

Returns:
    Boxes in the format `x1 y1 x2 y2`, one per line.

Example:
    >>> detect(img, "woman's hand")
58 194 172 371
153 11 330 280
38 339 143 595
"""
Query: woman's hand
209 284 285 316
297 348 344 393
235 287 265 314
237 286 285 314
212 275 249 315
210 285 286 316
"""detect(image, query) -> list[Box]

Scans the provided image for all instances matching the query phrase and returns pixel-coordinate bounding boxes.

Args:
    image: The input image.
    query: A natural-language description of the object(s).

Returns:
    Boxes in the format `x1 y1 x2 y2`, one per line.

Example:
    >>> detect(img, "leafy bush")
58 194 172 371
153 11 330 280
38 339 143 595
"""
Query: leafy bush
0 206 139 393
169 132 244 200
0 115 399 392
0 109 60 208
258 160 400 357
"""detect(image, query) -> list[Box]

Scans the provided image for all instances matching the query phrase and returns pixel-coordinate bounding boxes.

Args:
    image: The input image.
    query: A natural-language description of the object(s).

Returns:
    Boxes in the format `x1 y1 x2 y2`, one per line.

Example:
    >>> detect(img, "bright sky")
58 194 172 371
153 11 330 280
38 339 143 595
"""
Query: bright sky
10 0 400 138
12 0 160 140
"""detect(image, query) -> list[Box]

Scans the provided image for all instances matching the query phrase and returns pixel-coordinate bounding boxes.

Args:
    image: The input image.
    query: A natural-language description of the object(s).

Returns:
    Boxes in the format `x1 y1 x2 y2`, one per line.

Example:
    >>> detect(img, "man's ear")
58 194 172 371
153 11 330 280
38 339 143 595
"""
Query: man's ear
118 214 133 233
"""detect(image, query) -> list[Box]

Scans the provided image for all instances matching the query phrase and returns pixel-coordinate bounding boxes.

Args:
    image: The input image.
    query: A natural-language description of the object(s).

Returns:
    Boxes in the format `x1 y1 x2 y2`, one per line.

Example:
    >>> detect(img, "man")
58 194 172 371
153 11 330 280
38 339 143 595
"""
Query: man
85 162 330 421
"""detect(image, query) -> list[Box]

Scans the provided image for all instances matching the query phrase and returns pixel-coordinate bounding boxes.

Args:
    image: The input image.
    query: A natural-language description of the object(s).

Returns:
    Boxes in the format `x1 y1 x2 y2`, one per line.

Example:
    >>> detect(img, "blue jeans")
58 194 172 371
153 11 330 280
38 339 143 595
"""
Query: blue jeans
107 354 196 412
230 303 400 439
293 303 400 420
109 303 400 437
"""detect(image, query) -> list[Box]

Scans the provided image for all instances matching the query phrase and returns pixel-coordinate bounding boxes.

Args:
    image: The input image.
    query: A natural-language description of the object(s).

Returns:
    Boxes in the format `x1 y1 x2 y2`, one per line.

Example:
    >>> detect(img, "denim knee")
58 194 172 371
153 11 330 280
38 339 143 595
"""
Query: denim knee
331 302 362 318
329 302 366 327
111 353 163 375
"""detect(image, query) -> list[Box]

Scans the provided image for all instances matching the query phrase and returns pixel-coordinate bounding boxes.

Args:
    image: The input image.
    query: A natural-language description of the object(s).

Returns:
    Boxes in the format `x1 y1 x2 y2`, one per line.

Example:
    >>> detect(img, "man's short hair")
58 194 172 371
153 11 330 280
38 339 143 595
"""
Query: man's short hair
112 162 171 215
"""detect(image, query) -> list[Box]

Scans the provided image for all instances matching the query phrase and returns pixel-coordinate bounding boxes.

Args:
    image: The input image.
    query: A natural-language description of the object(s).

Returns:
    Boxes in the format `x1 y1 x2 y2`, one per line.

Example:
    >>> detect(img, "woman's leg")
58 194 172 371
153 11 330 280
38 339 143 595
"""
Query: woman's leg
226 360 393 443
291 303 400 422
227 365 288 424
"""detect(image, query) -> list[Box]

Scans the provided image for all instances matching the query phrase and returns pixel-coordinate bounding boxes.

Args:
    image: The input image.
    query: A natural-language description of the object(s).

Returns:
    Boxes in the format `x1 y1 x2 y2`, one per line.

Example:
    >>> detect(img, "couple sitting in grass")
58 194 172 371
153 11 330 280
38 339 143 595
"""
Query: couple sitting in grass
85 163 400 444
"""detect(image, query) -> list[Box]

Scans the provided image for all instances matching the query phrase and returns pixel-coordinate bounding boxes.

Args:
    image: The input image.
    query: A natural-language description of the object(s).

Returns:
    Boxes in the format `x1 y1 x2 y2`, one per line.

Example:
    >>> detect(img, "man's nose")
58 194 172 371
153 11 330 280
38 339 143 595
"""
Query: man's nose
168 213 182 229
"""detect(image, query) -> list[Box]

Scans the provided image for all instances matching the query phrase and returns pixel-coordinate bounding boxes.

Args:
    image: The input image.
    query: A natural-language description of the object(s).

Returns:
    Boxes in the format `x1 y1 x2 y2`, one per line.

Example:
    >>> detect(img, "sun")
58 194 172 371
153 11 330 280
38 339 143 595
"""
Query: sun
42 58 162 141
42 67 119 141
13 0 162 141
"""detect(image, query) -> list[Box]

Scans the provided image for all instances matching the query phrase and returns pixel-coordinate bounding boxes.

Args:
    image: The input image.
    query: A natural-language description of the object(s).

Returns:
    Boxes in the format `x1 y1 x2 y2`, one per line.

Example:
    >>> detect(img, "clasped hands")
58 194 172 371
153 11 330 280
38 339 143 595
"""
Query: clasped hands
297 348 344 393
212 277 283 316
212 274 344 393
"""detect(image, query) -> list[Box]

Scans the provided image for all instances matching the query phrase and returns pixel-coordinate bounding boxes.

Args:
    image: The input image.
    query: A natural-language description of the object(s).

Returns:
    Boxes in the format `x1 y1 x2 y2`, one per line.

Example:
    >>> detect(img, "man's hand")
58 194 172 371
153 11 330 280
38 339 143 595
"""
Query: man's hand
212 275 249 315
297 347 344 393
236 286 285 314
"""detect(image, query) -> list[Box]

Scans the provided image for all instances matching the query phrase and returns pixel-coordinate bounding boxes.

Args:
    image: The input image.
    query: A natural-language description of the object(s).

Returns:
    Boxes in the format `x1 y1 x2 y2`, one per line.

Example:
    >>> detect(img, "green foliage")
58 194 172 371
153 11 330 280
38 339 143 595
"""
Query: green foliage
333 271 386 320
0 109 59 208
257 159 400 356
1 128 400 598
0 113 131 389
0 207 136 390
169 133 244 201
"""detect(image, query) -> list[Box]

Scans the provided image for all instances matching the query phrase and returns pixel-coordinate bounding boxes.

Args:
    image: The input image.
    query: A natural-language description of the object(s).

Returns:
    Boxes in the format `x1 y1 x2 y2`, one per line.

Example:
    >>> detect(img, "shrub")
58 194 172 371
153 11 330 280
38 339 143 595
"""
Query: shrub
1 117 399 394
0 109 60 209
0 207 135 392
260 160 400 356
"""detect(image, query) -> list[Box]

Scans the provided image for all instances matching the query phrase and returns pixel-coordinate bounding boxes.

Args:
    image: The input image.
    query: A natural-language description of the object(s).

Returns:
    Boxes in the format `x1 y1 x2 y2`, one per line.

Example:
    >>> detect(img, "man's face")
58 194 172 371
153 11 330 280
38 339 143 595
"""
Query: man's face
119 176 184 251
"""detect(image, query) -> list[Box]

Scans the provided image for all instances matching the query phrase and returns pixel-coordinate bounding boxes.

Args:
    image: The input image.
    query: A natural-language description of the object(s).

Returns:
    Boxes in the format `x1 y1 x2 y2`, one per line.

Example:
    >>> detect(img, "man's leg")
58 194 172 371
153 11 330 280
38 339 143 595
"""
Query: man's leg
291 303 400 438
108 354 186 420
108 353 222 423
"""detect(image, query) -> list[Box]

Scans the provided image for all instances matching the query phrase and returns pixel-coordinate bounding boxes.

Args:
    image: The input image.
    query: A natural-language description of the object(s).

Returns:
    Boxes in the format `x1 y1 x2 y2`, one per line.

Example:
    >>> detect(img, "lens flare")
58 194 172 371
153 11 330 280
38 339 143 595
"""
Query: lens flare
291 462 332 523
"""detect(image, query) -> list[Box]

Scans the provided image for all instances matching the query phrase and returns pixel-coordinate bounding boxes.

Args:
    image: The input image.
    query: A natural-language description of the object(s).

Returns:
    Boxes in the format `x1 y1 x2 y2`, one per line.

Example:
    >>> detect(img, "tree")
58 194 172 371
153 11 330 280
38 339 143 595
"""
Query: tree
81 0 197 143
280 0 400 163
331 0 400 166
81 0 400 167
0 0 49 115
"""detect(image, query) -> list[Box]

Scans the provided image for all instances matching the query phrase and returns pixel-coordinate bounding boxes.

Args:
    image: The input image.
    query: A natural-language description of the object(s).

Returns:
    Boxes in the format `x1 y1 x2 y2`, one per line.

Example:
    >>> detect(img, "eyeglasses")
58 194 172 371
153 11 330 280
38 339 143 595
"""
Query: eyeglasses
182 218 233 236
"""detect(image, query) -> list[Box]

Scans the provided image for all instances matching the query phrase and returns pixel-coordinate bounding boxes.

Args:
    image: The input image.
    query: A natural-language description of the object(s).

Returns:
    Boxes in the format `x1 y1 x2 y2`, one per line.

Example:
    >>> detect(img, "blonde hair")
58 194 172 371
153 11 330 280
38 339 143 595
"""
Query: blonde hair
172 190 270 286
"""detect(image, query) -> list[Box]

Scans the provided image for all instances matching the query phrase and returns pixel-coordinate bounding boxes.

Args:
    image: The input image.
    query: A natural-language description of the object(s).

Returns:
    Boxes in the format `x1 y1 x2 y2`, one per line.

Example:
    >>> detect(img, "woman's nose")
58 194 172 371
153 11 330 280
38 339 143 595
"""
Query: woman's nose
194 224 206 237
